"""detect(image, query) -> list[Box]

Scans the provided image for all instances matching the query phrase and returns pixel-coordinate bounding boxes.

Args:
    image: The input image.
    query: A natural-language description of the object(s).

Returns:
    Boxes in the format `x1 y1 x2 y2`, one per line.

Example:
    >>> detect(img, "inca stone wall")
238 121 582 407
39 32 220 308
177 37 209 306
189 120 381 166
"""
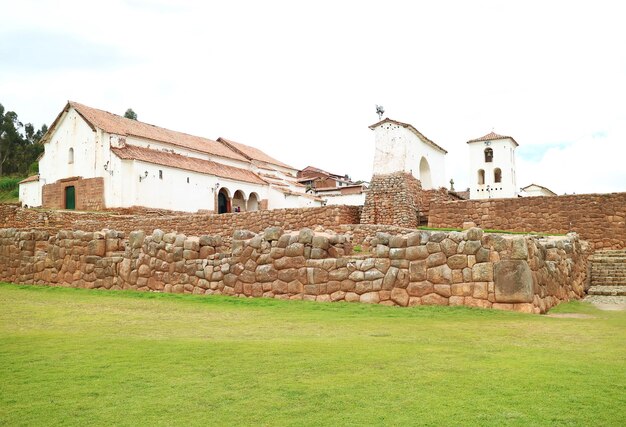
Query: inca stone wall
428 192 626 250
0 226 588 314
360 172 458 228
0 204 360 246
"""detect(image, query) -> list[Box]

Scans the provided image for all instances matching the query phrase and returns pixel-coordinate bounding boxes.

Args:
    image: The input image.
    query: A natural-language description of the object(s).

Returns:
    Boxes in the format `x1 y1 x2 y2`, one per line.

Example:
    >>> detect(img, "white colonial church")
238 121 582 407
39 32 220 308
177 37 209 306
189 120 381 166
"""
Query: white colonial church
19 101 321 212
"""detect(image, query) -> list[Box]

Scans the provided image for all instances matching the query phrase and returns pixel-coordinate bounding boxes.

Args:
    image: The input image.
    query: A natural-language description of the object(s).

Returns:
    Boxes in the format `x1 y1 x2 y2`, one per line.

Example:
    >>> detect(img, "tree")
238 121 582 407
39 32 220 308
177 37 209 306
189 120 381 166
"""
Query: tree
0 102 47 176
0 103 23 176
124 108 137 120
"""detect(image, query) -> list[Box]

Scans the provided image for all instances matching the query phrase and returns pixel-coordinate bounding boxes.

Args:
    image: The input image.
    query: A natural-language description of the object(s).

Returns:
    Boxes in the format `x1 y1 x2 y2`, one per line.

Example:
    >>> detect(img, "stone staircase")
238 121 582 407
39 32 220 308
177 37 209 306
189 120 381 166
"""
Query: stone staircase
588 249 626 296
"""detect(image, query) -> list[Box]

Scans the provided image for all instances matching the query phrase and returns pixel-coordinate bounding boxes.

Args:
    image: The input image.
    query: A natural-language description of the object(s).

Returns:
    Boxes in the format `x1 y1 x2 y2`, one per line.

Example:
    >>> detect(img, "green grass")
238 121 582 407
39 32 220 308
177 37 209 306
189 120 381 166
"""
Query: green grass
1 283 624 426
0 176 23 203
418 226 566 236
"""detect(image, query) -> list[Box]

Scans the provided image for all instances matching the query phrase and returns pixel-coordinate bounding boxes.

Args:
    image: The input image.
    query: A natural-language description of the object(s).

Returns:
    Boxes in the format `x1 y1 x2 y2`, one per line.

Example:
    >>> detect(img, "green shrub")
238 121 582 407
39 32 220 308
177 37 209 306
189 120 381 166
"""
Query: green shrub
0 177 21 192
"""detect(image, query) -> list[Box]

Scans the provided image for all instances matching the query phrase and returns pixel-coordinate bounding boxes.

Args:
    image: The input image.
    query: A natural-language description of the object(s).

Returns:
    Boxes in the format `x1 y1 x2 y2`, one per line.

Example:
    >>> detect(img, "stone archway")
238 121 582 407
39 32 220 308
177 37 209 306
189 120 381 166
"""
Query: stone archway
419 157 432 189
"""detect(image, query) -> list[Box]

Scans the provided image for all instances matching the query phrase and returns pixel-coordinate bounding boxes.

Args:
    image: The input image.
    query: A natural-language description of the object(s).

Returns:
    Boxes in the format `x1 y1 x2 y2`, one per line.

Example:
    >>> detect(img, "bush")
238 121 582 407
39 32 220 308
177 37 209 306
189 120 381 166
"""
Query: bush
0 177 21 192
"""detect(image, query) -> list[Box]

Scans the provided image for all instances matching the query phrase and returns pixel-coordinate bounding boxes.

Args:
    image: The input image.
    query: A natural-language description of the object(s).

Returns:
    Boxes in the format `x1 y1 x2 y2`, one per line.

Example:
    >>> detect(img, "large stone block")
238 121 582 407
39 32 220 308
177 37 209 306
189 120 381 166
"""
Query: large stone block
511 238 529 260
494 260 533 303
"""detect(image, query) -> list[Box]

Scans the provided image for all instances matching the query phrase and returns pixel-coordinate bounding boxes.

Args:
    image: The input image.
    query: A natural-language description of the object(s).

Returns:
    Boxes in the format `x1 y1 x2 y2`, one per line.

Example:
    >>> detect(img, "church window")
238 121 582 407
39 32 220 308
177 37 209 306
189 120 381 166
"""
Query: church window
484 148 493 163
68 147 74 164
478 169 485 185
494 168 502 183
159 170 163 179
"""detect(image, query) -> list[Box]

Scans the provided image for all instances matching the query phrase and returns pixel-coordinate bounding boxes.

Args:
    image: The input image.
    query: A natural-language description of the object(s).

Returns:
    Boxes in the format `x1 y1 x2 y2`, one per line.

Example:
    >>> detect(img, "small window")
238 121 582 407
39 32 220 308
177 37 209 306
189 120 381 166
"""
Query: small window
159 170 163 179
494 168 502 183
484 148 493 163
187 177 190 183
68 147 74 164
478 169 485 185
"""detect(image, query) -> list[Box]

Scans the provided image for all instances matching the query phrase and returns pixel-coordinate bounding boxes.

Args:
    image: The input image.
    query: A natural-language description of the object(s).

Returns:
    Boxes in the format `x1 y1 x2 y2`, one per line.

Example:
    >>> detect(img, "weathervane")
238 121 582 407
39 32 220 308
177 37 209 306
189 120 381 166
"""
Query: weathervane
375 105 385 120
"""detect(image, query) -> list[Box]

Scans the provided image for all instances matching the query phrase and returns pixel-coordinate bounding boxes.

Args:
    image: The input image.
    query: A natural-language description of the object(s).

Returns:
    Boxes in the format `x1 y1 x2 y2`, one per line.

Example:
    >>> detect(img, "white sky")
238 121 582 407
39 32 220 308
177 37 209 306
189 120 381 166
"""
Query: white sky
1 0 625 194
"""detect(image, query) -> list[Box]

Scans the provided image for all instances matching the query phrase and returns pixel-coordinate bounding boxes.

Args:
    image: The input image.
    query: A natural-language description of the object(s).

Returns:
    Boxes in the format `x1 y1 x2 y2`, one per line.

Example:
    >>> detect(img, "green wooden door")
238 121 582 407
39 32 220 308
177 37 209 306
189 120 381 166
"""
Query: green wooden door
65 186 75 210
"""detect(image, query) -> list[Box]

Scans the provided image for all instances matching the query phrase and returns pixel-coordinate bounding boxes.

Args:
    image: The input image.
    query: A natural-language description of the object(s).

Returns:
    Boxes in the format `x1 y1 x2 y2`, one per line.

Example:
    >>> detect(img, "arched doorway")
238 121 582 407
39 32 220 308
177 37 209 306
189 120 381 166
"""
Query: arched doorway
217 188 231 214
419 157 432 189
247 192 259 211
232 190 246 212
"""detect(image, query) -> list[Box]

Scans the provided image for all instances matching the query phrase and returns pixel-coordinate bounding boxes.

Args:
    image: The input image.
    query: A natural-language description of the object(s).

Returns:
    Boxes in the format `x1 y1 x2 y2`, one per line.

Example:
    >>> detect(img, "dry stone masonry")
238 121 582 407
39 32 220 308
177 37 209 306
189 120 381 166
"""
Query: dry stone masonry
428 192 626 250
0 225 588 314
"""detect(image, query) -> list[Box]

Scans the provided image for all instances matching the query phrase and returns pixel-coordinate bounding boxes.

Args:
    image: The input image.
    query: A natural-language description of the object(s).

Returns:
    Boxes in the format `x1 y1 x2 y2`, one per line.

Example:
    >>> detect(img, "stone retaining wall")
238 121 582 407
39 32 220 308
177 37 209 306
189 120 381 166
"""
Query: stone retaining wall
0 204 361 245
428 192 626 249
0 226 588 314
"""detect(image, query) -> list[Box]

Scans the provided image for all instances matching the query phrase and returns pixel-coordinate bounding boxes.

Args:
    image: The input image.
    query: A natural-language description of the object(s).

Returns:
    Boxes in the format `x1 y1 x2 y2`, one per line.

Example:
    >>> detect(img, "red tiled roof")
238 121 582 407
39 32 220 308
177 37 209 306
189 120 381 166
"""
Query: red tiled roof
467 131 519 147
217 137 294 170
111 145 266 185
368 118 448 154
51 102 248 162
19 174 39 184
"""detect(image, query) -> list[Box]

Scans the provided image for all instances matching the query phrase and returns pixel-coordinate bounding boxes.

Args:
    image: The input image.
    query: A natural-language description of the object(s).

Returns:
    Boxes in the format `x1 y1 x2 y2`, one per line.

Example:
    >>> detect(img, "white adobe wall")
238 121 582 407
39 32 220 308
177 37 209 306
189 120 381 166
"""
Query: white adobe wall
322 192 366 206
372 123 446 189
18 181 42 207
267 187 322 209
468 137 517 199
117 160 266 212
38 108 101 185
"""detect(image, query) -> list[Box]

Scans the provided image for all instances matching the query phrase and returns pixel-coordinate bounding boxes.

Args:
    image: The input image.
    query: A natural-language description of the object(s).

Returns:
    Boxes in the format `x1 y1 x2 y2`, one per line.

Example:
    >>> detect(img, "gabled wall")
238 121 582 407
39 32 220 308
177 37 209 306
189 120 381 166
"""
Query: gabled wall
372 123 446 189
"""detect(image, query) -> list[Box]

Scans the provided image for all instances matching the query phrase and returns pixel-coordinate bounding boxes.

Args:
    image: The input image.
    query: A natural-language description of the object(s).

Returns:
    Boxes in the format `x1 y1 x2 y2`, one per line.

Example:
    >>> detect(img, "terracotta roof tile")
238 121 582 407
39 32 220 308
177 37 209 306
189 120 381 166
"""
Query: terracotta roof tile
19 174 40 184
368 118 448 154
217 137 294 170
467 131 519 147
111 145 266 185
67 102 248 162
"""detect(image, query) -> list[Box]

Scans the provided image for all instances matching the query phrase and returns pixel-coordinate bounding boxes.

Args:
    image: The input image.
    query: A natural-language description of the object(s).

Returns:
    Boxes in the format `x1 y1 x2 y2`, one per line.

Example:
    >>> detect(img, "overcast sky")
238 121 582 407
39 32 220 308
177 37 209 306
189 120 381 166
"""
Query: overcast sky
1 0 625 195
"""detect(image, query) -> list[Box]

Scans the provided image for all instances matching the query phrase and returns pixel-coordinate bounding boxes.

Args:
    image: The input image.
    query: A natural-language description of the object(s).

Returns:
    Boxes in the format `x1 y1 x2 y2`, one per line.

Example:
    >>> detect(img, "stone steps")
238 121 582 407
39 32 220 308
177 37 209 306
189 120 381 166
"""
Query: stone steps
587 286 626 296
588 249 626 293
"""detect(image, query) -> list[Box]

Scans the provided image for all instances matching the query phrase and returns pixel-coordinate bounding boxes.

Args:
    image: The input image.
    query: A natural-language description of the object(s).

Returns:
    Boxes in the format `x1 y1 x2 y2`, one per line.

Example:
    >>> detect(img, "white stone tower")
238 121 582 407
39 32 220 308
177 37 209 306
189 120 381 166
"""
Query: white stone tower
369 118 447 189
467 131 518 199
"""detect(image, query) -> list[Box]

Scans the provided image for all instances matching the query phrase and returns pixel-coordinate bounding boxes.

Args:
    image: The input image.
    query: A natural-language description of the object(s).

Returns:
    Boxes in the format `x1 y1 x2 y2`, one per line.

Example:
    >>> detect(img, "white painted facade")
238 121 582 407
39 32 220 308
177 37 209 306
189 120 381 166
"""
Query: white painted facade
18 179 41 207
371 119 447 189
468 134 518 199
21 102 322 212
321 192 366 206
520 184 556 197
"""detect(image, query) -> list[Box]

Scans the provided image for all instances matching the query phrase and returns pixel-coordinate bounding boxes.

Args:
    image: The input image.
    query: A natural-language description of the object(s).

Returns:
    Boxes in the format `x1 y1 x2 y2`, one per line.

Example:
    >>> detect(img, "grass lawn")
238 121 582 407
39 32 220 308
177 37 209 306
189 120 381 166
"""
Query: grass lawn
1 283 624 426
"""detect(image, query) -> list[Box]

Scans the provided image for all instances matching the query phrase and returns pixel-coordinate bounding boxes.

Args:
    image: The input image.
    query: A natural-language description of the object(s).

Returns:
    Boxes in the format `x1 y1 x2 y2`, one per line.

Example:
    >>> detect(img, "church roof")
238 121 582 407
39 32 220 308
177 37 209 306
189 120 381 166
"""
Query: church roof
467 131 519 147
44 101 249 162
217 137 295 170
368 118 448 154
111 144 267 185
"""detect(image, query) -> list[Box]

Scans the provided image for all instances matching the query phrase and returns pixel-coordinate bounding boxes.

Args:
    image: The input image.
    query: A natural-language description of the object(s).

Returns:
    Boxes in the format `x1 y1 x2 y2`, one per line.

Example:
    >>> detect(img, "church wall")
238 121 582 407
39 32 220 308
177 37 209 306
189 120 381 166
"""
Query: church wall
372 124 446 189
428 192 626 249
38 109 101 186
